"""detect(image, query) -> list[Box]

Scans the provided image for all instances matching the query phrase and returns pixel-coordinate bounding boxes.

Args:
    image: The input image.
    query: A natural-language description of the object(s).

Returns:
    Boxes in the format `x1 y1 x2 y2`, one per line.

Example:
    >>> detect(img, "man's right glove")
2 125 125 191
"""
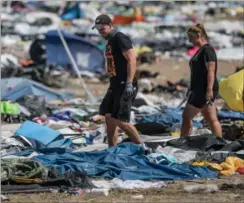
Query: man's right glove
124 82 135 98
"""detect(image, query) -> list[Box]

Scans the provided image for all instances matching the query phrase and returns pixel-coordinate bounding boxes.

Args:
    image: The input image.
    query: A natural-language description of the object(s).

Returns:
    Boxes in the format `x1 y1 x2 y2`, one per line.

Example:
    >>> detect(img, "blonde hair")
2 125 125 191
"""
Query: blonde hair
187 23 208 40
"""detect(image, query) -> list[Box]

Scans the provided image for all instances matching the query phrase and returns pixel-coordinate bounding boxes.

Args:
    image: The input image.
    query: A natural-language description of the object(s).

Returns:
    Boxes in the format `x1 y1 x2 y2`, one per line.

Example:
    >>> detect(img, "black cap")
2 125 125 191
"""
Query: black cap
92 14 112 29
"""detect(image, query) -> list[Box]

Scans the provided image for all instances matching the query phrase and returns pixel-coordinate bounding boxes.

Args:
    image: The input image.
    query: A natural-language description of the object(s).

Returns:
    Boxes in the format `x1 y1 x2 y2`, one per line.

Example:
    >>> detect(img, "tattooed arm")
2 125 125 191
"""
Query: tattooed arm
123 49 137 83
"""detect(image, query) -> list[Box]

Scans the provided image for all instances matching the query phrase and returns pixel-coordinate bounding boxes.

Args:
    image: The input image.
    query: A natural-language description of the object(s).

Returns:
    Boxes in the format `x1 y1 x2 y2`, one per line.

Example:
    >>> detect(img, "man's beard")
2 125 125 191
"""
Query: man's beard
103 35 109 40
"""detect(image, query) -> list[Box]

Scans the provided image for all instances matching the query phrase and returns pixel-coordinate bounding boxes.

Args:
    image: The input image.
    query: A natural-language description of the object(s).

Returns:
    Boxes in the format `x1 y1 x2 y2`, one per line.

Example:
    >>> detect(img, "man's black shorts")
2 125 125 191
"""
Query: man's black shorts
99 83 137 122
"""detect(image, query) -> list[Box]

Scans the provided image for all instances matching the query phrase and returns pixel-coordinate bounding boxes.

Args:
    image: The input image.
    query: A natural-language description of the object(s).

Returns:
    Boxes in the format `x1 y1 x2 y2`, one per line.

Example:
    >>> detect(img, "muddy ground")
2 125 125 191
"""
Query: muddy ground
6 175 244 203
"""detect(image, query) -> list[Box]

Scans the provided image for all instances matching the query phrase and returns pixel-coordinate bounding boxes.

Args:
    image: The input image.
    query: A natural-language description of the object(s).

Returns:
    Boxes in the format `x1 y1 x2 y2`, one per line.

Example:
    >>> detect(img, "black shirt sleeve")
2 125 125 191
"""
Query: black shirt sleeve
116 33 133 52
204 46 217 63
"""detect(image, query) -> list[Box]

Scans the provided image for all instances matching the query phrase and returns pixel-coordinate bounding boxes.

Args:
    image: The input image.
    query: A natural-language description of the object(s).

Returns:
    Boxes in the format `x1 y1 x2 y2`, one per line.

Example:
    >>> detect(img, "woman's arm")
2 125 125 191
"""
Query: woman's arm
206 61 216 91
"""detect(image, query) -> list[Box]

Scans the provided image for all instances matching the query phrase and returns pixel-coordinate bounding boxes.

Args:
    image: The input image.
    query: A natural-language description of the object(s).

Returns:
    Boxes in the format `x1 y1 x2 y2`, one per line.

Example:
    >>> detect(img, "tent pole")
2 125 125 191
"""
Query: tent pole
57 28 97 104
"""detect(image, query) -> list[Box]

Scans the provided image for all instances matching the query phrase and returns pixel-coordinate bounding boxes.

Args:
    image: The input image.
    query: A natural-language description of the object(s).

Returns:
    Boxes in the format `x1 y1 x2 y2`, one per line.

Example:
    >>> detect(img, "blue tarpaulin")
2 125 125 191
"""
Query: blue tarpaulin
217 110 244 120
32 142 217 180
15 121 72 149
60 2 83 20
136 108 202 128
45 30 105 74
1 78 70 101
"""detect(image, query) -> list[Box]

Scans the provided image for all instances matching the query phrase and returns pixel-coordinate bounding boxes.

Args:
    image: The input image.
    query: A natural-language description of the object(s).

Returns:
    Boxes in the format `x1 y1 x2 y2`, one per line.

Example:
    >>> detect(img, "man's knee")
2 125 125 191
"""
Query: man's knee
118 121 131 130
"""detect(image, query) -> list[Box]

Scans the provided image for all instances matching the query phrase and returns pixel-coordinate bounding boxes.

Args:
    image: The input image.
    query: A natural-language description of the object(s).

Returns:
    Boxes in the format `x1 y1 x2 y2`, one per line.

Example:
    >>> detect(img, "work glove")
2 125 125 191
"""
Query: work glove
124 82 134 98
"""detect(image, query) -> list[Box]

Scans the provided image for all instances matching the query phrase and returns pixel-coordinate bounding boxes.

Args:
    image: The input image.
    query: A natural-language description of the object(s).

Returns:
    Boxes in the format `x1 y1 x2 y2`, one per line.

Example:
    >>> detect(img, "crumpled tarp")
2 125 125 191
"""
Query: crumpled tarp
219 69 244 112
15 121 72 149
165 134 228 151
165 134 244 152
1 78 70 101
32 142 217 180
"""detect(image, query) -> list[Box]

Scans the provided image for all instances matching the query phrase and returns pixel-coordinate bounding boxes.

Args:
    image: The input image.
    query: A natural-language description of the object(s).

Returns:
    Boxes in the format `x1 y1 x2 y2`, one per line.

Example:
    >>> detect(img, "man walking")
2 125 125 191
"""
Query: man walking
92 14 142 147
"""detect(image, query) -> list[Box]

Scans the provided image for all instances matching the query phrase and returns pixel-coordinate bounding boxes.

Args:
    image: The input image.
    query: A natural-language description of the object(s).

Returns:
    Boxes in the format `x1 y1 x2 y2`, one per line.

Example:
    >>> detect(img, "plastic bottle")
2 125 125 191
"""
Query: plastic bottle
84 188 110 196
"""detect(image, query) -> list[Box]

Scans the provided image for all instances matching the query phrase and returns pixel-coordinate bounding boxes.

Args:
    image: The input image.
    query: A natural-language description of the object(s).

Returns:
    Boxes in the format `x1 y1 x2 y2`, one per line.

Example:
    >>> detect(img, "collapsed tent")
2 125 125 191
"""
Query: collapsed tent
32 142 217 181
1 78 70 101
45 30 105 74
219 69 244 112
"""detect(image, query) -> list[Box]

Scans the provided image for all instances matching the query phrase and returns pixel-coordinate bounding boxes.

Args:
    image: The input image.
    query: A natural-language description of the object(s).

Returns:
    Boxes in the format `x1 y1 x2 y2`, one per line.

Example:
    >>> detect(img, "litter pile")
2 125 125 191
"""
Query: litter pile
1 76 244 195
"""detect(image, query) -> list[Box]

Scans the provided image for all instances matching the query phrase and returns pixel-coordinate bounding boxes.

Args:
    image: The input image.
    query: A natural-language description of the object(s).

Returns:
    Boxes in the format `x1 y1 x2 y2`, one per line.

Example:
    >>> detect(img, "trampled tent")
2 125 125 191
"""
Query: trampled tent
1 78 71 101
45 30 105 74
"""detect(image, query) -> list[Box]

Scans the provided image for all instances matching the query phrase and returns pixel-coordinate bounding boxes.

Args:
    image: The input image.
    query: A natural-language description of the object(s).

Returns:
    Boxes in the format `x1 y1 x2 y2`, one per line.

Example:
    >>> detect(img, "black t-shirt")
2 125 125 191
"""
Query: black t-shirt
105 31 133 86
189 44 219 93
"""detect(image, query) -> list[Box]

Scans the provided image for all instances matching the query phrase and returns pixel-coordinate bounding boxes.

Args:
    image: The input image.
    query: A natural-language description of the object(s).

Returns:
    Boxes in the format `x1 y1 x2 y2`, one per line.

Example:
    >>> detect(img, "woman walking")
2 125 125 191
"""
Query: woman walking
181 23 222 137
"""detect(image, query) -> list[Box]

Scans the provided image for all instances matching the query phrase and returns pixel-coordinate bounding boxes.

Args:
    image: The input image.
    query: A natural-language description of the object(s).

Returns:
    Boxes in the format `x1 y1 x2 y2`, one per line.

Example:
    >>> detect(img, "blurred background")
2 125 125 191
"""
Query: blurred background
1 1 244 99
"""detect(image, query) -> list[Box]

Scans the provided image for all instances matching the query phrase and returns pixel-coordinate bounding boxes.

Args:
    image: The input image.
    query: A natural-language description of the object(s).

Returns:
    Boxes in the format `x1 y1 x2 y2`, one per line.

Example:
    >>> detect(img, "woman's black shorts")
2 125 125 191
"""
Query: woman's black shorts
188 91 218 109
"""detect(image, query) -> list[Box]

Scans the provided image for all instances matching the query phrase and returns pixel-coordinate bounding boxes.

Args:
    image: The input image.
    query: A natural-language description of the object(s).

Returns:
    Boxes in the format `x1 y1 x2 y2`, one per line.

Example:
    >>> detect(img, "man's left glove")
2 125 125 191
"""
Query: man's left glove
124 82 134 98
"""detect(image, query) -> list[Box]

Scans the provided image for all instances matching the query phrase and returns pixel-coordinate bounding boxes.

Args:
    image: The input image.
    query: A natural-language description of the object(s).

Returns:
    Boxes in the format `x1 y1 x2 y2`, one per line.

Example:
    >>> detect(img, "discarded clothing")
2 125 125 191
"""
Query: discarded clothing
52 108 89 121
193 157 244 176
1 158 49 183
92 178 167 189
1 147 23 157
222 124 244 141
147 152 178 164
1 101 20 115
32 142 217 181
16 95 46 119
1 136 25 149
136 110 202 128
1 158 95 191
155 146 198 164
135 122 171 135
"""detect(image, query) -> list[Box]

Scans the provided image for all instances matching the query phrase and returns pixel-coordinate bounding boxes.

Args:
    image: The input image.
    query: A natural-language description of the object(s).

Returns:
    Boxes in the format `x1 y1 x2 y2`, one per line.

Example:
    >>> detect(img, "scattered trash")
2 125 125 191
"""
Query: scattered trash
184 184 219 193
131 195 144 199
84 188 110 196
1 194 9 201
219 183 244 190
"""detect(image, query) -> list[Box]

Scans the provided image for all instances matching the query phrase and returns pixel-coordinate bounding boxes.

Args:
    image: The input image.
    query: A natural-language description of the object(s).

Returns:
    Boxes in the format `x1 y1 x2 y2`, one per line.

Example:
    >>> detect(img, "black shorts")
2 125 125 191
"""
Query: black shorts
188 90 218 109
99 83 138 122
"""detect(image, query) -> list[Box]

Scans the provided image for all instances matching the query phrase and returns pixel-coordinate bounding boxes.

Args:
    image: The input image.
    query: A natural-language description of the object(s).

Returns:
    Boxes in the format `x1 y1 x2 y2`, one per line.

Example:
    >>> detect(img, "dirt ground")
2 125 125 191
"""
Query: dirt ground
5 59 244 203
58 59 243 99
6 175 244 203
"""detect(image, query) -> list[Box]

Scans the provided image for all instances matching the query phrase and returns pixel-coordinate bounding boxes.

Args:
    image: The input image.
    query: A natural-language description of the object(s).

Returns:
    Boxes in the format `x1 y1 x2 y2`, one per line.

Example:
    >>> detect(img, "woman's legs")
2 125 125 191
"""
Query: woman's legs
201 103 222 137
181 103 201 136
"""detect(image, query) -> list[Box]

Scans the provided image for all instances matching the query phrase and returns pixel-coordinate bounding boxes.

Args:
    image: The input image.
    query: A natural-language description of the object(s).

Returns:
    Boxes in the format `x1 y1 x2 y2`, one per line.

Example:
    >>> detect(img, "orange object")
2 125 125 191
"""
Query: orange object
20 59 34 67
113 15 144 25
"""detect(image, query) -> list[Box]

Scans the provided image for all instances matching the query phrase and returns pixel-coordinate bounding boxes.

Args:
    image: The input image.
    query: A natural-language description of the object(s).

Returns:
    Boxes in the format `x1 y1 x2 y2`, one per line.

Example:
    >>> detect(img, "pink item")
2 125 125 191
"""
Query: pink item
187 46 199 56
